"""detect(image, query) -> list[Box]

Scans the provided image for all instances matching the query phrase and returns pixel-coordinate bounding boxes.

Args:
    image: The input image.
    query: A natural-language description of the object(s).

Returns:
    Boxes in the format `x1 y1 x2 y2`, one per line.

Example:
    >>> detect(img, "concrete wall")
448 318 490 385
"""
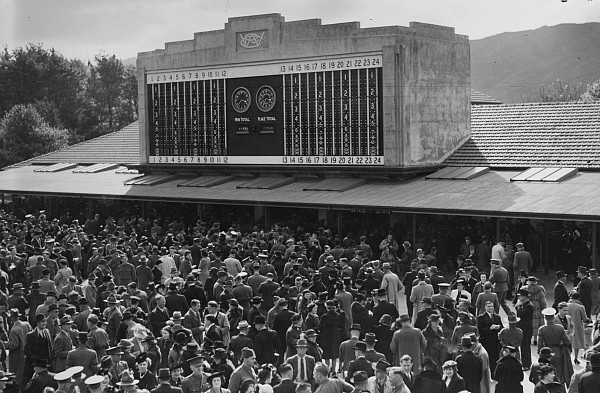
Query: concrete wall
137 13 470 167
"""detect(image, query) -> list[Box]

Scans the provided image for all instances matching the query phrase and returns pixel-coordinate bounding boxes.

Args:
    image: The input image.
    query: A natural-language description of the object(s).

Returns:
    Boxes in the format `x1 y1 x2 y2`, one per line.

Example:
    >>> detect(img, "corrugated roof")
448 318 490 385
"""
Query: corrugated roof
446 101 600 169
16 122 140 166
470 89 502 104
3 165 600 220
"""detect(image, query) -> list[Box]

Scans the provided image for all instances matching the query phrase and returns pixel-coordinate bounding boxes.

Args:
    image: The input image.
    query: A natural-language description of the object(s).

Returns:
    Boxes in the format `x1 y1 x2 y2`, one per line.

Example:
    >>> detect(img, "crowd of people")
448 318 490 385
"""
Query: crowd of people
0 209 599 393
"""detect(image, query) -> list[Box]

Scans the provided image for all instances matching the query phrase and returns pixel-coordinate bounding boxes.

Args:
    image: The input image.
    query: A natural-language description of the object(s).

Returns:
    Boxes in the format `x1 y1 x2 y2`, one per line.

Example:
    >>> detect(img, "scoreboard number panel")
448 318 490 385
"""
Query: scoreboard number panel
147 53 383 165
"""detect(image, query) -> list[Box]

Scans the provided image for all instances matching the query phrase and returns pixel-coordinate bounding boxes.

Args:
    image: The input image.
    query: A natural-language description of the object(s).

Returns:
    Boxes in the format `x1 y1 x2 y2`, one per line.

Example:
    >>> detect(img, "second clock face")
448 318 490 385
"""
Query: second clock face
232 87 251 113
256 85 276 112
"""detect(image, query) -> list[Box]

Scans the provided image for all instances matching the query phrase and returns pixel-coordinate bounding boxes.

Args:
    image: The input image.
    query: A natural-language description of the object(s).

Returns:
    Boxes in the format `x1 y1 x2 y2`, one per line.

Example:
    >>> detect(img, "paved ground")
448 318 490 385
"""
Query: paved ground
395 270 586 393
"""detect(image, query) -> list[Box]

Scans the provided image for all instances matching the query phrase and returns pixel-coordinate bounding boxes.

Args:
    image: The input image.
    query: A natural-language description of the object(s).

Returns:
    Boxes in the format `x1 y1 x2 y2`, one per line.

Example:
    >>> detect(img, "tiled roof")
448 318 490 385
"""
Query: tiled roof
446 101 600 169
471 89 502 104
15 122 140 166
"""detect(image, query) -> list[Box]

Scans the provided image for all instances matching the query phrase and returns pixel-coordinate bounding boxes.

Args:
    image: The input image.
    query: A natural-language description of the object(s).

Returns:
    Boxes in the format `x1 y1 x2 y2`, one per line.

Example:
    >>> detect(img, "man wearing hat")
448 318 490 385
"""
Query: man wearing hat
538 307 572 386
165 282 189 316
413 297 435 331
54 369 74 393
513 287 534 370
232 274 253 313
286 339 315 384
229 321 253 366
364 333 385 364
54 316 75 372
84 375 104 393
590 268 600 316
368 360 393 393
6 308 31 387
489 258 511 315
339 323 362 375
346 341 374 382
390 315 427 373
66 331 99 378
373 288 399 322
431 283 454 311
116 370 139 393
229 348 257 393
106 346 128 386
381 262 403 312
26 282 46 326
152 368 183 393
23 359 57 393
87 313 110 359
253 315 280 366
498 313 523 365
455 336 483 393
7 283 28 316
304 329 322 363
105 294 122 346
284 313 304 358
492 345 523 393
576 266 593 318
23 314 53 387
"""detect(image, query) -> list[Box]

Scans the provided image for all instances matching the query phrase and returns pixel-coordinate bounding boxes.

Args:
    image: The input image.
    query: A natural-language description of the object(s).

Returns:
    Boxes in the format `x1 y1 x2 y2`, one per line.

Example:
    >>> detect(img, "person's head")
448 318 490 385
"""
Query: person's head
239 379 255 393
558 302 568 316
485 301 494 314
279 363 293 380
313 363 329 385
189 358 205 377
296 339 309 356
170 365 182 380
257 366 273 384
207 372 223 389
295 383 311 393
136 355 149 374
479 272 487 283
442 360 457 379
36 314 47 329
538 364 555 383
398 315 411 327
388 367 405 387
156 294 166 308
400 355 412 373
190 299 200 312
353 342 366 358
241 347 256 367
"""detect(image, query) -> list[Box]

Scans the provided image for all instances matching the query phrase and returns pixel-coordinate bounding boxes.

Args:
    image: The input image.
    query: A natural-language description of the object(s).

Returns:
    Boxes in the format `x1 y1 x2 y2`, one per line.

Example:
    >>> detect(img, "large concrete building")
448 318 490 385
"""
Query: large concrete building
136 14 470 172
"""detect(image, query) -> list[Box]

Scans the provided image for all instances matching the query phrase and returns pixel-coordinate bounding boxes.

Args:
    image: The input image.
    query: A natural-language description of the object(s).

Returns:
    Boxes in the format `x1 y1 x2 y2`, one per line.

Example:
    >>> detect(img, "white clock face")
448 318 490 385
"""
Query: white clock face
256 85 276 112
232 87 251 113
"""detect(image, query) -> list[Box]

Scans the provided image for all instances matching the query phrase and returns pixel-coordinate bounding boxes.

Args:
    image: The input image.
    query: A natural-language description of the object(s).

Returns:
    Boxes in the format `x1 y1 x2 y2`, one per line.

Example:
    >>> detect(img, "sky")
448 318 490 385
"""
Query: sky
1 0 600 62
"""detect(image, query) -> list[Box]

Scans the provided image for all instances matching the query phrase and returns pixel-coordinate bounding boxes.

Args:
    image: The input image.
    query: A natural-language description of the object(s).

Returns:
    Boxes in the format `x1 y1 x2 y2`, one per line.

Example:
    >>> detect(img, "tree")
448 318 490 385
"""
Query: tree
0 104 70 168
521 79 586 103
85 55 138 138
581 78 600 102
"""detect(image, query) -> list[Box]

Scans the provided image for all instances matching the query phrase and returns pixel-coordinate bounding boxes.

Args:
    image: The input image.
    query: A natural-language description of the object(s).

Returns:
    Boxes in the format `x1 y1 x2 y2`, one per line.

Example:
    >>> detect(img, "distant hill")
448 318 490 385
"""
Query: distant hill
471 23 600 103
123 57 136 67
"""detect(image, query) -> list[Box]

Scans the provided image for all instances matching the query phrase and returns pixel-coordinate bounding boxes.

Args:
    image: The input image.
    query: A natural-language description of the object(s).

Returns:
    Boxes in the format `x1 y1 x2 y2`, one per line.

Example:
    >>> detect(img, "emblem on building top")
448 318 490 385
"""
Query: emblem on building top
237 30 268 50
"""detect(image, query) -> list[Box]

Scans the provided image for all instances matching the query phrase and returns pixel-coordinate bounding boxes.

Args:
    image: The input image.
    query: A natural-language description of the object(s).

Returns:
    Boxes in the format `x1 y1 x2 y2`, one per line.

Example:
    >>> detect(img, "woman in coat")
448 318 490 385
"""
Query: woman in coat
442 360 466 393
565 293 590 363
527 276 546 344
423 314 446 373
318 300 341 371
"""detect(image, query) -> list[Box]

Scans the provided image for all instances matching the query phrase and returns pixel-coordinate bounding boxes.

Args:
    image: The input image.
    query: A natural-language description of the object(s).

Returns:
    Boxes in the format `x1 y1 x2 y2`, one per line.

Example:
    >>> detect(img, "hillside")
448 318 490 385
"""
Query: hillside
471 23 600 103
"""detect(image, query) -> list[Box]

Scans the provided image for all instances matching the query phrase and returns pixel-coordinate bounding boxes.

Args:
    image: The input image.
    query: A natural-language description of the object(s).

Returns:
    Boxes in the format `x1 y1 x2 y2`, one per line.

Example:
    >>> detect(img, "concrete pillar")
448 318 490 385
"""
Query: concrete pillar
412 214 417 249
197 203 204 220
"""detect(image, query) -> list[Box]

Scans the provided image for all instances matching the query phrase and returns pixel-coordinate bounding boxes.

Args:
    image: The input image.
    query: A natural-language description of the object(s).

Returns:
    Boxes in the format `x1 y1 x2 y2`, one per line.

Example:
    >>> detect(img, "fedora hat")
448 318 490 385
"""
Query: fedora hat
353 342 367 352
116 371 139 386
118 339 134 348
296 339 308 348
507 313 521 324
305 329 318 338
350 371 368 384
398 314 411 323
171 311 183 321
158 368 170 380
364 333 377 344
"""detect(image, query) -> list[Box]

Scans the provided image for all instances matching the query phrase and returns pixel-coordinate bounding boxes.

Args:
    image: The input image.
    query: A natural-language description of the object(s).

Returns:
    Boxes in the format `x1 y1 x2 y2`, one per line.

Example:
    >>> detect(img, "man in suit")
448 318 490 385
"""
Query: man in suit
338 323 362 374
364 333 385 363
23 359 57 393
53 316 75 372
165 282 189 315
273 363 297 393
398 355 415 391
286 339 315 384
456 336 483 393
229 321 253 366
151 368 183 393
253 315 280 366
477 301 503 369
577 266 593 317
149 294 170 337
346 341 374 382
515 288 535 369
7 308 31 388
579 352 600 393
182 299 202 345
23 314 53 388
66 332 99 378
